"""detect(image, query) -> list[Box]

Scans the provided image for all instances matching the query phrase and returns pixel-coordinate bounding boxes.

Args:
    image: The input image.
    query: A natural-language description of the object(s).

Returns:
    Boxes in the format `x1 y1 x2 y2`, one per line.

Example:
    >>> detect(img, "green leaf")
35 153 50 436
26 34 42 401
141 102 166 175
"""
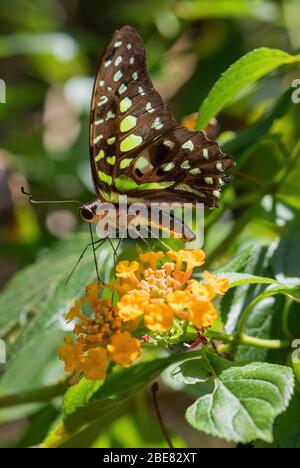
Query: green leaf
197 48 300 130
0 234 90 332
15 405 60 448
66 404 186 449
214 245 255 274
237 283 300 337
173 352 294 444
171 358 211 385
255 393 300 448
221 90 292 155
250 283 300 304
173 0 279 21
218 243 300 363
0 234 113 396
221 245 277 334
42 351 198 448
217 272 278 288
63 378 103 417
272 216 300 280
235 295 286 364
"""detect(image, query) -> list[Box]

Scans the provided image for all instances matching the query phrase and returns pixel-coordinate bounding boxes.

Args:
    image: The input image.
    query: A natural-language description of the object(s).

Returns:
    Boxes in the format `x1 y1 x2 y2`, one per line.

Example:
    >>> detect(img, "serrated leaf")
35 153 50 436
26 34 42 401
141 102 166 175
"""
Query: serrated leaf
176 352 294 444
255 393 300 448
214 245 255 274
197 48 300 130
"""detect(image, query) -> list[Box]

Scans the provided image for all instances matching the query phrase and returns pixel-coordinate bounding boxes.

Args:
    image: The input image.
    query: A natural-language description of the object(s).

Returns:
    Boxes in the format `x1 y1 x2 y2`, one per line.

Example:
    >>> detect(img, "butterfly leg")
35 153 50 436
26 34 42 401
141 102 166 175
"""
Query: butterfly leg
66 236 107 284
89 223 102 284
108 230 126 279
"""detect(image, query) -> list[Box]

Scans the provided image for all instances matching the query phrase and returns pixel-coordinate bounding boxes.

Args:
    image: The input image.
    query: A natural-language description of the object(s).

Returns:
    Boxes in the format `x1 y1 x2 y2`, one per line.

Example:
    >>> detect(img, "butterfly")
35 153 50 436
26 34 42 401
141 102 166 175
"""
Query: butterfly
79 25 234 242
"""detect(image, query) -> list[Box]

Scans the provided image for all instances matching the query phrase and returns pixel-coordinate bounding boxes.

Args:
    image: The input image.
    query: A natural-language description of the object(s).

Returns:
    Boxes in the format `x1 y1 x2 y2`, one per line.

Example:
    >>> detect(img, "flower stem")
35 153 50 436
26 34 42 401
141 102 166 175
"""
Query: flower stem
239 333 290 349
0 381 67 409
151 382 174 449
207 329 290 350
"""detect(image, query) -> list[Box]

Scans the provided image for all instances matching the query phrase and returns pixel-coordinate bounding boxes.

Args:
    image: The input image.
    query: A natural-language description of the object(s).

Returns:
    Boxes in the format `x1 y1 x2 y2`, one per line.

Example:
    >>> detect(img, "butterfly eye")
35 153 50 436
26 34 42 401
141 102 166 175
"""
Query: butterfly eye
80 206 94 221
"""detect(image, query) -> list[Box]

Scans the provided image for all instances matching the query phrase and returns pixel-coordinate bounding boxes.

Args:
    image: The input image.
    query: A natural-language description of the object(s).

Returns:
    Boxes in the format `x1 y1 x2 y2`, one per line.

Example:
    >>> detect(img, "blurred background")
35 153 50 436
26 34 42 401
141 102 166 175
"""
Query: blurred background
0 0 300 447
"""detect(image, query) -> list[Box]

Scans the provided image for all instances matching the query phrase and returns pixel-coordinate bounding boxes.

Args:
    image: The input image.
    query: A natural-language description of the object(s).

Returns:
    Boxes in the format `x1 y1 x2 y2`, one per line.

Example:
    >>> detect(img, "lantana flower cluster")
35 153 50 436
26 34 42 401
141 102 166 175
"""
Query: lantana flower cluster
58 283 141 381
114 250 229 332
58 249 229 381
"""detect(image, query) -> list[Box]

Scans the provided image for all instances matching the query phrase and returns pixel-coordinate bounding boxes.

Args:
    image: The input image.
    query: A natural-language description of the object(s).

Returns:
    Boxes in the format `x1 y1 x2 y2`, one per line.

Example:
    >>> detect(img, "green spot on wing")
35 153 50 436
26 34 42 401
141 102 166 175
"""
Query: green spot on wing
120 158 133 169
134 155 153 173
138 181 175 190
95 150 105 162
175 184 206 198
120 135 143 152
120 115 137 133
114 175 139 191
98 171 112 185
161 162 175 172
114 176 175 192
107 156 116 165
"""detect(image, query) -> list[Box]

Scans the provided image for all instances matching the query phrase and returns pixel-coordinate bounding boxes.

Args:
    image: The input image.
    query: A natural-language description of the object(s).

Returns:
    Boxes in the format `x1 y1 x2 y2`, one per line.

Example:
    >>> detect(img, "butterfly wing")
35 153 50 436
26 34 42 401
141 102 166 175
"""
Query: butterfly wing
90 26 174 199
90 26 233 207
121 126 233 207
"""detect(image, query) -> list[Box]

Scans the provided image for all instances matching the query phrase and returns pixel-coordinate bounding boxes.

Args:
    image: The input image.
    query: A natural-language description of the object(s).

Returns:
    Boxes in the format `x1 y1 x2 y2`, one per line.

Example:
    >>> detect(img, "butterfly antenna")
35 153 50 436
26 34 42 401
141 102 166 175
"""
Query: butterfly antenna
89 223 101 284
21 186 80 206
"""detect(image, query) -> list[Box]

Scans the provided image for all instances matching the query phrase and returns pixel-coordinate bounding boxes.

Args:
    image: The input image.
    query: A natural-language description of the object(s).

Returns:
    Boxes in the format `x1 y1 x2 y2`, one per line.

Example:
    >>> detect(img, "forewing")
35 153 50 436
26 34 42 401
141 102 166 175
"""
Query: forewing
90 25 234 207
89 25 175 199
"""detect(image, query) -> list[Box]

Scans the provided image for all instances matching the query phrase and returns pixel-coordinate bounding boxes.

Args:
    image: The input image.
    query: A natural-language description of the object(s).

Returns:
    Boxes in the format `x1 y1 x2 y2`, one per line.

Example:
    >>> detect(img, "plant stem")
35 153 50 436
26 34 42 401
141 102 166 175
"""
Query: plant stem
239 333 289 349
206 329 234 343
0 381 67 409
151 382 174 449
207 329 290 350
236 286 298 337
282 299 293 339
